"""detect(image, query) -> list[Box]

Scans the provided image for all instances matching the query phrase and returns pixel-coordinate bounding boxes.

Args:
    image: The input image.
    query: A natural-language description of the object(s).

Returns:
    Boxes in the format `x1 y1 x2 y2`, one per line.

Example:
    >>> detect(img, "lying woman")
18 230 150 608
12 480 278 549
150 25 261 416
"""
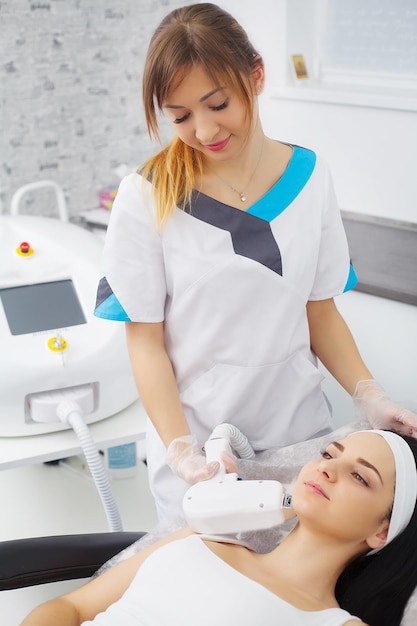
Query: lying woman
21 430 417 626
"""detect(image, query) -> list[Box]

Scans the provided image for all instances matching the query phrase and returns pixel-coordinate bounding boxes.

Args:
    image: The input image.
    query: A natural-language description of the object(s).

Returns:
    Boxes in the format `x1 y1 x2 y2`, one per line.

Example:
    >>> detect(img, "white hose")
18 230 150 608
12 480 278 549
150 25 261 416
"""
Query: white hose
57 401 123 532
209 423 256 459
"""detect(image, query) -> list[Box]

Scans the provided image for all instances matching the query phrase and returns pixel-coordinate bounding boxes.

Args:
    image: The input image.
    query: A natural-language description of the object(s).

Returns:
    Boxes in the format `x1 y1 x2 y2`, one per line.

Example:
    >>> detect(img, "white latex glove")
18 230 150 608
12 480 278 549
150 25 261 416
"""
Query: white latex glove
167 434 220 484
219 449 239 474
353 379 417 437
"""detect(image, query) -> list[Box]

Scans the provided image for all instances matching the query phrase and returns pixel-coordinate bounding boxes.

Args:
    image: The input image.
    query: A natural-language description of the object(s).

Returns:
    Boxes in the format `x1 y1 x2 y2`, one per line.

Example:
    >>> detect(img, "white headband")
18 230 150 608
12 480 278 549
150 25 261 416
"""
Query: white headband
356 430 417 554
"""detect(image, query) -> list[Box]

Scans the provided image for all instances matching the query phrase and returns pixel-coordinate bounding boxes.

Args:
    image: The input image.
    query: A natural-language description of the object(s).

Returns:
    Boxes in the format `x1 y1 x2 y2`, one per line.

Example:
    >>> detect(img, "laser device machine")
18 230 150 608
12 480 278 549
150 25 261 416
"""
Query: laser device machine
0 181 141 531
0 181 138 438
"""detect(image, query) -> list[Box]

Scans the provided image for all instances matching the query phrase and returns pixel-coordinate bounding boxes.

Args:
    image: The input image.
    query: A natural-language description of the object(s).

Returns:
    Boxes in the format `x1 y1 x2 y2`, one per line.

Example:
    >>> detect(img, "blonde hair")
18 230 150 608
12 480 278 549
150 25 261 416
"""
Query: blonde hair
140 3 261 225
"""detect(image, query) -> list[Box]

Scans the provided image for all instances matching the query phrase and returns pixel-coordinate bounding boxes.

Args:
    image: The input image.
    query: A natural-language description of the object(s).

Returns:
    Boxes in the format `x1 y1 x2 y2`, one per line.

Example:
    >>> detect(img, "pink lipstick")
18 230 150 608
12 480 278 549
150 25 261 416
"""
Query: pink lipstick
205 136 231 152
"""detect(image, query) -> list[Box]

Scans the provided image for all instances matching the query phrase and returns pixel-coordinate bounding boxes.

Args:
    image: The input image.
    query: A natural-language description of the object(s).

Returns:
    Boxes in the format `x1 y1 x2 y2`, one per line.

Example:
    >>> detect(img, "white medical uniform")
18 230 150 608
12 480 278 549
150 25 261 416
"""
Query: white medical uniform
81 535 361 625
94 145 357 519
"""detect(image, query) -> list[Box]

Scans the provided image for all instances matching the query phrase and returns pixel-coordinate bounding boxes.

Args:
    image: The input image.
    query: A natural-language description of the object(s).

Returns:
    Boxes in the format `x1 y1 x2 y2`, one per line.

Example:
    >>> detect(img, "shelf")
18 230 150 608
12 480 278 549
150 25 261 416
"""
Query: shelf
271 83 417 112
0 399 147 470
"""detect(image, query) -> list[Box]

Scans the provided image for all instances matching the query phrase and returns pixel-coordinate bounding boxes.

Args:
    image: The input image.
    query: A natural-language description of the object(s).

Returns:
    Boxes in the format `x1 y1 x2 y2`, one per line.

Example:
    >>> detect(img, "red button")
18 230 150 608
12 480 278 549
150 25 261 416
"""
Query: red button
19 242 30 254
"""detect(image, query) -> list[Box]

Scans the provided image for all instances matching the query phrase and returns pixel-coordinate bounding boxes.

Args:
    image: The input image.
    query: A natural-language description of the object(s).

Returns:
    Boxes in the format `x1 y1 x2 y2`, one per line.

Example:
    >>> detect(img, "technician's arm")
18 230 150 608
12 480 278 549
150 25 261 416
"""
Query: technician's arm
307 298 417 435
125 321 220 482
125 321 189 447
306 298 372 395
20 528 193 626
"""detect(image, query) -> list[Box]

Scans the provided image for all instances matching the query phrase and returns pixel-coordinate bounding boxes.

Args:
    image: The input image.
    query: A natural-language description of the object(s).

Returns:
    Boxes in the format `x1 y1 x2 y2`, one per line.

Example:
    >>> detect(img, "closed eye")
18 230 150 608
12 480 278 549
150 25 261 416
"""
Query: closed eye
173 113 191 124
173 99 228 123
212 99 229 111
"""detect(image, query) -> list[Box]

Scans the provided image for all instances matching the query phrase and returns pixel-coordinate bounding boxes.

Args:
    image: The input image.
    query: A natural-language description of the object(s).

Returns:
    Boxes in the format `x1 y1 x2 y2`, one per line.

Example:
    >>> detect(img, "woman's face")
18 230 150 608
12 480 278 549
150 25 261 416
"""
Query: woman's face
162 64 260 164
292 432 396 548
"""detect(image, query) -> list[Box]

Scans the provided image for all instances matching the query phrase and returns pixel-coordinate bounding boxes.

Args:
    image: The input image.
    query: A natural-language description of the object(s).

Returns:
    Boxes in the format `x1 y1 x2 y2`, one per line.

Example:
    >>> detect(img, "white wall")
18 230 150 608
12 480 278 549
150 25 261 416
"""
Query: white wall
218 0 417 224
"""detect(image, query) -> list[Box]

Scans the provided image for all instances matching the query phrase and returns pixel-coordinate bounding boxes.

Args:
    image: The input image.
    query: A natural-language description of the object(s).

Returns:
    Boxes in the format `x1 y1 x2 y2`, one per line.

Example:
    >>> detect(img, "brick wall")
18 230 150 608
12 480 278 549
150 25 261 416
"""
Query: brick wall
0 0 192 217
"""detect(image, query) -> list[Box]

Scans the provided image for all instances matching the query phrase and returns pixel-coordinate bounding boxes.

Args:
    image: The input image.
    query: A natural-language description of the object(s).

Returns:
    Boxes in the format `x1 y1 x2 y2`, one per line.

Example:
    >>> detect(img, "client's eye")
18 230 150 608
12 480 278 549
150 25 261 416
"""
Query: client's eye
320 449 333 459
352 472 369 487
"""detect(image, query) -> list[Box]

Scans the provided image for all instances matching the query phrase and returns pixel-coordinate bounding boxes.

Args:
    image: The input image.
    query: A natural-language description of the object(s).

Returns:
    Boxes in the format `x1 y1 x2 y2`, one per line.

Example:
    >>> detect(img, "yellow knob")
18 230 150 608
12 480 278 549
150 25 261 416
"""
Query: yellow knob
47 336 68 352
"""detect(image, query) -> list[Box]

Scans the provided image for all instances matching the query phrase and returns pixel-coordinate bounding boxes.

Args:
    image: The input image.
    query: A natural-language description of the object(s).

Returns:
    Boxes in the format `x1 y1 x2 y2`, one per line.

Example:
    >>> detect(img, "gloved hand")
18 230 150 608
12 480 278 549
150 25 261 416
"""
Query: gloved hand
219 449 239 474
353 379 417 437
167 434 220 484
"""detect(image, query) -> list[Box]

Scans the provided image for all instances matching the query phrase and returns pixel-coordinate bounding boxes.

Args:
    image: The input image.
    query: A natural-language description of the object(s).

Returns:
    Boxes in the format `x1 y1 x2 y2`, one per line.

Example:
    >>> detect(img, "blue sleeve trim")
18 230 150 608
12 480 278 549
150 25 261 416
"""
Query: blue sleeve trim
343 263 358 293
94 293 131 322
94 276 131 321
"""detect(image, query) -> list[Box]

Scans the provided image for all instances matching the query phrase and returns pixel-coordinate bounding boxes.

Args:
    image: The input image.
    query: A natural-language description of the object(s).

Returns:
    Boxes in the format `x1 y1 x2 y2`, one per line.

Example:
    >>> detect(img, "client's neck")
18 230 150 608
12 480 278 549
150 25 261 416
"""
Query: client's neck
270 525 363 602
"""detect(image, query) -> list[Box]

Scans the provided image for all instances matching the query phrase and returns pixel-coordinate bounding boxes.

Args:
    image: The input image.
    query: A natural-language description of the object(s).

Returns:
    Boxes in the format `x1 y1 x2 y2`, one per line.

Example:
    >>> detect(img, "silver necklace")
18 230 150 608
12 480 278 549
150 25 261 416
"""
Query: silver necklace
209 139 265 202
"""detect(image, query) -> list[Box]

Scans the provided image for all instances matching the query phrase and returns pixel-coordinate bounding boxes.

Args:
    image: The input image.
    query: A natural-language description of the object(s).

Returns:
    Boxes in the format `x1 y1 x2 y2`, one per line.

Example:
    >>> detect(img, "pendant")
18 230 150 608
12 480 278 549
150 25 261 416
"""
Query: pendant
240 193 246 202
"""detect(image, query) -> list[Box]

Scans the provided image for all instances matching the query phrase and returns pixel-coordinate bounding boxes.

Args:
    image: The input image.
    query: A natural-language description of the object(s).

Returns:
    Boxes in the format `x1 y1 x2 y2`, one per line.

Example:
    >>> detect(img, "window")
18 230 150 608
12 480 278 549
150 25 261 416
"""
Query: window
320 0 417 89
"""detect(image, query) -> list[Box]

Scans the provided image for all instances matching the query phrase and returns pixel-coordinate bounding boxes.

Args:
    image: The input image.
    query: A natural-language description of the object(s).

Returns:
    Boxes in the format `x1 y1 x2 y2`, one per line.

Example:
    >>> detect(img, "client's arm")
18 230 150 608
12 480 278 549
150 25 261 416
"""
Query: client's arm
20 527 193 626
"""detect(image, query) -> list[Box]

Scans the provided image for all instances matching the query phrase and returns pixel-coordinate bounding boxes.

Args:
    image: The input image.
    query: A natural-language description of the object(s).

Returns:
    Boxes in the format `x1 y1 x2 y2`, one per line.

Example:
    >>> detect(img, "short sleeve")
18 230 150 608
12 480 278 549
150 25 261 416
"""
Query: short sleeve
309 158 357 301
94 173 166 322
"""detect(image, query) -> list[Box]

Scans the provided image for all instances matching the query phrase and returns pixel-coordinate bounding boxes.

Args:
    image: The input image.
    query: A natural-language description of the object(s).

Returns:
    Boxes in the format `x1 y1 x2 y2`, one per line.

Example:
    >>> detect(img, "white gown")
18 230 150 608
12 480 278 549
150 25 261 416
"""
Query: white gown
82 535 361 625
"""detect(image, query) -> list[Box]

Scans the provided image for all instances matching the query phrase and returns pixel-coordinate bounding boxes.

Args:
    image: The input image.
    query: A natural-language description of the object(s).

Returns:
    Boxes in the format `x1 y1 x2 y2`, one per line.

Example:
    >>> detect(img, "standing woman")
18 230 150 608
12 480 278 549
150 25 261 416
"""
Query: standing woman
94 3 417 519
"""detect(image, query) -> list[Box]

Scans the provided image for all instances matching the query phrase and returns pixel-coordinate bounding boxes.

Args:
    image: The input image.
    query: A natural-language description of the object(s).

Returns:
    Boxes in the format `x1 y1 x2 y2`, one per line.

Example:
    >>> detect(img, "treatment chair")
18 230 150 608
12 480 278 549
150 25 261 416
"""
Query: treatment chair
0 532 144 590
2 529 417 626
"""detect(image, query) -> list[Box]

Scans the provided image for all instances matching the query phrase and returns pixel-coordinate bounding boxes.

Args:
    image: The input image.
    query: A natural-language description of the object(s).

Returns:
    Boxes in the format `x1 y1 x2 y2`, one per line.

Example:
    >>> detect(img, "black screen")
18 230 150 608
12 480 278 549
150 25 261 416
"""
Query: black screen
0 280 87 335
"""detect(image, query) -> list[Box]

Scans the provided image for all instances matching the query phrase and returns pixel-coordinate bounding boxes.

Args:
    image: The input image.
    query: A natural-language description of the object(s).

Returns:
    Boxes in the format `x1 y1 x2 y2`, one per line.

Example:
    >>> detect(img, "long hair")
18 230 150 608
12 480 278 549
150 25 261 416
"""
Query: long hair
335 433 417 626
140 3 261 225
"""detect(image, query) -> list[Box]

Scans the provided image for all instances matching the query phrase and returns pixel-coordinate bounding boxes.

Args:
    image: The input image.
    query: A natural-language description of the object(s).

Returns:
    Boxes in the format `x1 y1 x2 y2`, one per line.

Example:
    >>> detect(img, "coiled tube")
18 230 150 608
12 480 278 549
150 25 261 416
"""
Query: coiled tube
209 423 256 459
